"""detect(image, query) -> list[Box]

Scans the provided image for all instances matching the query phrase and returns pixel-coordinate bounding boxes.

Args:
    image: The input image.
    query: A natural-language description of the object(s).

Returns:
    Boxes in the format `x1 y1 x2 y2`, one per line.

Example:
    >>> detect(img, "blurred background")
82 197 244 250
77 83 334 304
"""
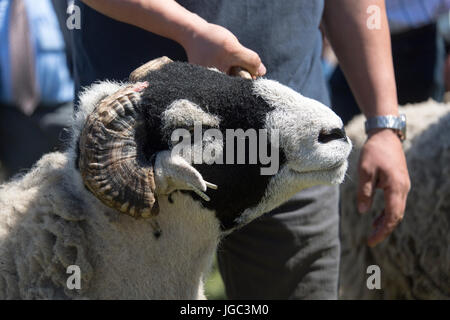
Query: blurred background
1 0 449 300
0 0 74 181
323 0 450 124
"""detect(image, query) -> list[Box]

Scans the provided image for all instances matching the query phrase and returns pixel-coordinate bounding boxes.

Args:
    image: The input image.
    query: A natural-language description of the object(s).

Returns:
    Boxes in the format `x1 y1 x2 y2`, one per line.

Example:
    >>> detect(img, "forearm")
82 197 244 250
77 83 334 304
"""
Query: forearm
80 0 206 48
322 0 398 117
81 0 265 76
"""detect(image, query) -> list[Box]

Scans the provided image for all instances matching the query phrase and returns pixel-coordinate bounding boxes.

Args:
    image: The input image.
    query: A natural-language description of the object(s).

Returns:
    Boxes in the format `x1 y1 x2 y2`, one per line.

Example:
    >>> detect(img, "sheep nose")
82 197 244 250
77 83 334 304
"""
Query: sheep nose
318 127 347 143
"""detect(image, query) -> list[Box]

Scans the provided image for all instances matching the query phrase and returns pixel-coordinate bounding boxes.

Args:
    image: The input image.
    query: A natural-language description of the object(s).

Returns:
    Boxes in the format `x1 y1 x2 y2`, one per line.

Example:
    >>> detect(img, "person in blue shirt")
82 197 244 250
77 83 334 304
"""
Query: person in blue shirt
0 0 74 180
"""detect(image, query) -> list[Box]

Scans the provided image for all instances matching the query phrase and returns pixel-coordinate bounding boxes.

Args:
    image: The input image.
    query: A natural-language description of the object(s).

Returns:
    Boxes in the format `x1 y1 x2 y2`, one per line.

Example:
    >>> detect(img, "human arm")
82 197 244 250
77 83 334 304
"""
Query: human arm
80 0 266 77
322 0 411 247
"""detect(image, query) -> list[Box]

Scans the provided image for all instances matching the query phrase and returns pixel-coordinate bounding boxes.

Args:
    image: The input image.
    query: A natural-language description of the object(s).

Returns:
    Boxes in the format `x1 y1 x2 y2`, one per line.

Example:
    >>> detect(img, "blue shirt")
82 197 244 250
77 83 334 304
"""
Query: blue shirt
72 0 329 107
0 0 73 105
387 0 450 33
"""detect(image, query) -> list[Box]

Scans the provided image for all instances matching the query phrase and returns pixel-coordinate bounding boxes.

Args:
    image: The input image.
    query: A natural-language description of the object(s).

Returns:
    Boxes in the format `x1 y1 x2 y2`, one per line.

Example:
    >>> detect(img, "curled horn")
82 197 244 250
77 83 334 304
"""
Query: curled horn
79 57 176 219
129 56 173 82
229 66 253 79
78 81 159 218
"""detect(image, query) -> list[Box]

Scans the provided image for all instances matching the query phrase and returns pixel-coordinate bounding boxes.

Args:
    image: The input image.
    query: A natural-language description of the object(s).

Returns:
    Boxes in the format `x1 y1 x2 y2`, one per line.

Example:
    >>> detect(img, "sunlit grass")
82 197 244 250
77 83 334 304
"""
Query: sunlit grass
204 257 226 300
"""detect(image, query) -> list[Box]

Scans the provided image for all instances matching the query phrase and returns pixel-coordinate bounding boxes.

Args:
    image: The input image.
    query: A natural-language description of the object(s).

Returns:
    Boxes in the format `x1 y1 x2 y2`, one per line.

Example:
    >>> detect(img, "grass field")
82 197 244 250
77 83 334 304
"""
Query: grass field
204 257 226 300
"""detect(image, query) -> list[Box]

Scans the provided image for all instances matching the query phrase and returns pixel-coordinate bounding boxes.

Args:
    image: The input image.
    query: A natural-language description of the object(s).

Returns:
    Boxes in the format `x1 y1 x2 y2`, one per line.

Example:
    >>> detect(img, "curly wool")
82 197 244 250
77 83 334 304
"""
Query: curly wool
0 80 222 299
1 118 220 300
0 81 125 299
0 153 94 299
339 100 450 299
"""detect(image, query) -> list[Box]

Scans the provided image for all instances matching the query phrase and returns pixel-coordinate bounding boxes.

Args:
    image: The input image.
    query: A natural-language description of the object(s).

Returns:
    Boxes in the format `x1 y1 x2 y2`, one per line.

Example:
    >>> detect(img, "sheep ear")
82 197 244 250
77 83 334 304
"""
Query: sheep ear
154 151 218 202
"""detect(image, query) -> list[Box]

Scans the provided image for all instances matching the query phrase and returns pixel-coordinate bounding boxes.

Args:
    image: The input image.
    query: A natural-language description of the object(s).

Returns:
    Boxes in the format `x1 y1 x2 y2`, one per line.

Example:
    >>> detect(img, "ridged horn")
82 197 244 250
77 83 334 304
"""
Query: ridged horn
78 81 159 218
129 56 173 82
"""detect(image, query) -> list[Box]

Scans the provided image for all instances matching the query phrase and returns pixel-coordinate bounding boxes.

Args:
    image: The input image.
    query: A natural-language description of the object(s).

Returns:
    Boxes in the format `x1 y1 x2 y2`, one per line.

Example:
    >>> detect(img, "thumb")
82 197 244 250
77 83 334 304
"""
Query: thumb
357 167 376 214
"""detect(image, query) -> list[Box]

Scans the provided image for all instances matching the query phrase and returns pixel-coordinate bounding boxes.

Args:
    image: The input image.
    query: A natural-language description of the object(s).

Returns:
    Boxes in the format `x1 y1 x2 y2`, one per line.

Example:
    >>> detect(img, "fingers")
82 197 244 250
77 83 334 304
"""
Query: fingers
357 129 411 247
367 210 386 247
367 187 407 247
367 190 406 247
230 47 266 78
184 22 266 79
357 164 376 214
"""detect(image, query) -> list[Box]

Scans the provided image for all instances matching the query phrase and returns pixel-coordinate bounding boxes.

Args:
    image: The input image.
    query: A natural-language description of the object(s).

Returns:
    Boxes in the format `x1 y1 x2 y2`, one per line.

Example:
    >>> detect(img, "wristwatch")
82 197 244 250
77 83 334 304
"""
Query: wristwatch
364 114 406 141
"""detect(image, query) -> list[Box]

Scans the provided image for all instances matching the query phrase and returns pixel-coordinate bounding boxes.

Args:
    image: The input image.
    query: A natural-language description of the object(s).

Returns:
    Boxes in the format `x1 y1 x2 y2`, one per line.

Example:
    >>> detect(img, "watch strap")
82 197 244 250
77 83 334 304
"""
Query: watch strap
365 114 406 141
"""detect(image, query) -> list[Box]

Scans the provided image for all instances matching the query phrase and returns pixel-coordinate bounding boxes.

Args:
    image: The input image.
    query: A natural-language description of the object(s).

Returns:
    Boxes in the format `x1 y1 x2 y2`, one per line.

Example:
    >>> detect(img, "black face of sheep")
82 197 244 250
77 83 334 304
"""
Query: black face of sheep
77 57 351 232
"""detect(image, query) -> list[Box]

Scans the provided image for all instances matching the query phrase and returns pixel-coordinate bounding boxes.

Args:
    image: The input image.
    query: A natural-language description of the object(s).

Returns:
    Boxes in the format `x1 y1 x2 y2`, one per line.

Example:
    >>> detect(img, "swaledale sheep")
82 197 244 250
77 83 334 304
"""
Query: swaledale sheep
339 100 450 299
0 57 351 299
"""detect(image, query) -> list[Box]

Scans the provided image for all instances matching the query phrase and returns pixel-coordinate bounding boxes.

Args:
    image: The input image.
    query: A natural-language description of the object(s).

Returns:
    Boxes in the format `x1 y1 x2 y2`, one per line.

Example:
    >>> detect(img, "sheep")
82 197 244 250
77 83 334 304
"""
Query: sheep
0 57 352 299
339 100 450 299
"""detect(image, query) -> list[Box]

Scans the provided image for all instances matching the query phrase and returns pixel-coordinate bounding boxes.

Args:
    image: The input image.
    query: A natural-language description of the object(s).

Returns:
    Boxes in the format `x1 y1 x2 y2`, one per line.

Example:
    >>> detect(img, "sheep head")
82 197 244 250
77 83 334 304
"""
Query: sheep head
77 57 352 231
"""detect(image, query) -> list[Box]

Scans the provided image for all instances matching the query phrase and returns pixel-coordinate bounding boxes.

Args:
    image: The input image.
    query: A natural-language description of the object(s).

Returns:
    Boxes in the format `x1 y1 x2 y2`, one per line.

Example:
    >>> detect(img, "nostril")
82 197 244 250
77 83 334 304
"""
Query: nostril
318 127 347 143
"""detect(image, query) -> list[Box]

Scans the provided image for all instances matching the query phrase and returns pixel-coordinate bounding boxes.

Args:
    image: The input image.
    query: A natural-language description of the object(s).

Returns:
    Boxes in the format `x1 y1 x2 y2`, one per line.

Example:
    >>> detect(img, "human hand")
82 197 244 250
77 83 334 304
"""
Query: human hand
180 22 266 79
357 129 411 247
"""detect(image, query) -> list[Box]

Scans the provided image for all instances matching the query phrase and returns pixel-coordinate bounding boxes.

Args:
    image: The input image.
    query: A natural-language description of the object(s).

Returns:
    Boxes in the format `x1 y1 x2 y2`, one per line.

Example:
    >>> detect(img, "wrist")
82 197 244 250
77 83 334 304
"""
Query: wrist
363 108 399 119
367 127 398 139
360 99 399 119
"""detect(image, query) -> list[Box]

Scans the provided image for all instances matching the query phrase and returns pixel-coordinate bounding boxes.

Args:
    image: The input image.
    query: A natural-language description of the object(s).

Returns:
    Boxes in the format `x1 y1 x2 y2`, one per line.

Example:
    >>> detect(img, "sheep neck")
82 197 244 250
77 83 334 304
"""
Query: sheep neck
84 191 221 299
